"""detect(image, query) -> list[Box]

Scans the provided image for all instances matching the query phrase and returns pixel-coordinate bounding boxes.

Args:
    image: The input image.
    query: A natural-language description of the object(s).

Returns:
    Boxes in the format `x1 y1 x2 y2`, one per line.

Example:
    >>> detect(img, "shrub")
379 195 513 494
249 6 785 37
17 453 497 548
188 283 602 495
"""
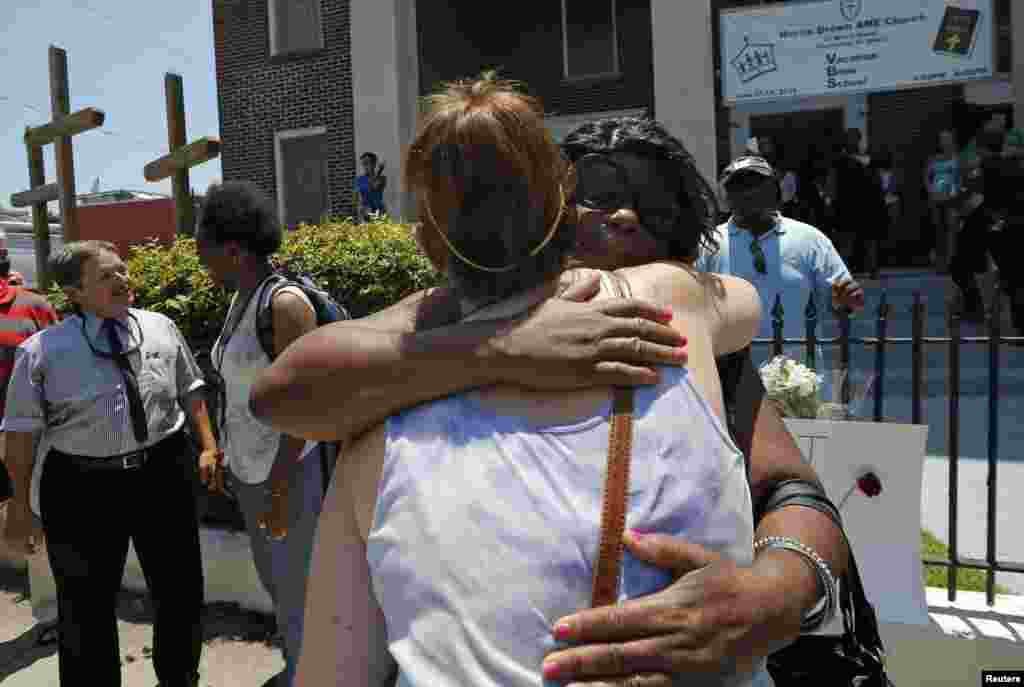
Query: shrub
47 216 444 351
921 528 1010 594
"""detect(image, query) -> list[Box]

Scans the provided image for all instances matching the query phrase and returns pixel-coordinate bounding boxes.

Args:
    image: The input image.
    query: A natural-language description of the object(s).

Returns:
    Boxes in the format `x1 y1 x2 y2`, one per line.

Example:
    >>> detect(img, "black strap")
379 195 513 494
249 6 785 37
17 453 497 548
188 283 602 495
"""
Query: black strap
838 535 886 661
256 275 337 499
105 320 149 443
756 478 843 533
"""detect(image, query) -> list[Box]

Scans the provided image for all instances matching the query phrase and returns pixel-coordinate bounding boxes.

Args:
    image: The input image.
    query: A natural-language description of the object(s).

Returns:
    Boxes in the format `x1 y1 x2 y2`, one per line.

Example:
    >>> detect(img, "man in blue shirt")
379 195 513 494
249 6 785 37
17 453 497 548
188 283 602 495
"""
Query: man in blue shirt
354 151 387 222
698 155 864 395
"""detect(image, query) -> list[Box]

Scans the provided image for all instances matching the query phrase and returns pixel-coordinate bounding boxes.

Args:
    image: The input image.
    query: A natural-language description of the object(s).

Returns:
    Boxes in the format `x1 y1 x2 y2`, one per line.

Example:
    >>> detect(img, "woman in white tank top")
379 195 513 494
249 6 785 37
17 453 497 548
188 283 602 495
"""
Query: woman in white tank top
294 75 777 687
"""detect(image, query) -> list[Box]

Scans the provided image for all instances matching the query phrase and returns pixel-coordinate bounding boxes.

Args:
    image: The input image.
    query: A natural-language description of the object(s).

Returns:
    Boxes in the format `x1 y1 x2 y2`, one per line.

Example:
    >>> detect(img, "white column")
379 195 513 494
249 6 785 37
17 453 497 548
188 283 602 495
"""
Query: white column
651 0 718 183
350 0 420 221
1014 5 1024 125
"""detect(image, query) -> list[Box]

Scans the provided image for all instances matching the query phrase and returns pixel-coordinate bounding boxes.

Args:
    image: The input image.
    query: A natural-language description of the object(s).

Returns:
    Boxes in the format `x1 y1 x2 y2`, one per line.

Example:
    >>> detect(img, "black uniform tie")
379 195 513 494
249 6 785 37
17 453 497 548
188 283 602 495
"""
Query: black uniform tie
104 319 149 444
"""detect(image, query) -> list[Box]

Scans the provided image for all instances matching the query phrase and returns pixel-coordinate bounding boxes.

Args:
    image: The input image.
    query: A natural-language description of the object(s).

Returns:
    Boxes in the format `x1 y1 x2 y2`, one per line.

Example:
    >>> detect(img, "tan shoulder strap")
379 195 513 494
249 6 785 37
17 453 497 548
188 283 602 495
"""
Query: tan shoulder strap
591 271 636 608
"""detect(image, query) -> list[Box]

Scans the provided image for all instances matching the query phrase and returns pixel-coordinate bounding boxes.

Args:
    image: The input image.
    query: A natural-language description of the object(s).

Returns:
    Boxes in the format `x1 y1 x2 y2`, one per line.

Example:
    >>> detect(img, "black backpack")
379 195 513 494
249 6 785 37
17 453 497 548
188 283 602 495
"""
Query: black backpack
253 272 350 496
254 272 349 361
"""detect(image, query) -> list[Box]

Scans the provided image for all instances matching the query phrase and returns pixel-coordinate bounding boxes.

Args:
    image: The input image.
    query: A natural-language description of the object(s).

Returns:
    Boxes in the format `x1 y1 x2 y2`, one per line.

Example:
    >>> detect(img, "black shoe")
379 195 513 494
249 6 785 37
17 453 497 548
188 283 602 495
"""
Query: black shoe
962 306 987 324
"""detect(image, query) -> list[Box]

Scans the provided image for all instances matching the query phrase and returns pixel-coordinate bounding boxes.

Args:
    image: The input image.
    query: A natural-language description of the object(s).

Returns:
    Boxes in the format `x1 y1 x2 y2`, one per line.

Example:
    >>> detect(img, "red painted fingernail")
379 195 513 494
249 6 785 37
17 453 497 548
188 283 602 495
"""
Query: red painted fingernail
543 660 562 679
627 529 647 540
553 622 572 641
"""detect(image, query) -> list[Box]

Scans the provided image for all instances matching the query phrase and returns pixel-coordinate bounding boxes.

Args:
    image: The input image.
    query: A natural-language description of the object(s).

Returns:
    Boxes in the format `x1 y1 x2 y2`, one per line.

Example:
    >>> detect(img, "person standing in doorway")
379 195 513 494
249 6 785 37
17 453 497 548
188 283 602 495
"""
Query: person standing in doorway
354 151 387 222
925 129 962 272
961 111 1024 166
0 249 60 646
2 240 219 687
829 128 887 278
952 129 1024 334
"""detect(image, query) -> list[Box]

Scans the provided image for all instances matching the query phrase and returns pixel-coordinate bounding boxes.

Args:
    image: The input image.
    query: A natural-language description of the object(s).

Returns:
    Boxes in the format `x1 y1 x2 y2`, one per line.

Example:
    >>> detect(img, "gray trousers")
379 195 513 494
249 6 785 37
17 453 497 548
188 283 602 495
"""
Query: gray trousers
229 448 328 686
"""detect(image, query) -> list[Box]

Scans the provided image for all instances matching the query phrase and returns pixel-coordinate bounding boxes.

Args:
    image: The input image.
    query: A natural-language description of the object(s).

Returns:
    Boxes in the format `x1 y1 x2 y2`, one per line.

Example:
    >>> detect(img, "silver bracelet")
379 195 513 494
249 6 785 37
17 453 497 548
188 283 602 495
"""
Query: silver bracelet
753 535 838 632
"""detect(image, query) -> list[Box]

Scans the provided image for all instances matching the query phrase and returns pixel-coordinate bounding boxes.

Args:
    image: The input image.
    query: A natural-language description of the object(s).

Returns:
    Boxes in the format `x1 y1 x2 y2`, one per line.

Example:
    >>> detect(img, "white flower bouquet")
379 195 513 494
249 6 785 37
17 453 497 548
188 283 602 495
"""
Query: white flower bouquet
759 355 823 419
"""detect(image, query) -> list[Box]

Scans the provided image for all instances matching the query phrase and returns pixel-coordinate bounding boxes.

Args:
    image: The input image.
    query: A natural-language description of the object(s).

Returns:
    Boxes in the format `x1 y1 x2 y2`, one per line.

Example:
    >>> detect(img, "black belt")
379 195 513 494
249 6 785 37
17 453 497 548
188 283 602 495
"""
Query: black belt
53 432 181 472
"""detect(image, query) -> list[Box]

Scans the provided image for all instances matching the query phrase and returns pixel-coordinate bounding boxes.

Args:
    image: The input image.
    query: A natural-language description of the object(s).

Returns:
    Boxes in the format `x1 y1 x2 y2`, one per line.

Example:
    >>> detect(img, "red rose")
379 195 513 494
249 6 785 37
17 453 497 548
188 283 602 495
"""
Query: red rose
857 471 883 498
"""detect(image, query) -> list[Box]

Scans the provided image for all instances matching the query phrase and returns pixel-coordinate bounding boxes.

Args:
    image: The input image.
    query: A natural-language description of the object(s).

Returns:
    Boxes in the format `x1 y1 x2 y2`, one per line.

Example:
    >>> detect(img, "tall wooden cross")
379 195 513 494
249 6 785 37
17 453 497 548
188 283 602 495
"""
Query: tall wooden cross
9 45 104 290
144 73 221 235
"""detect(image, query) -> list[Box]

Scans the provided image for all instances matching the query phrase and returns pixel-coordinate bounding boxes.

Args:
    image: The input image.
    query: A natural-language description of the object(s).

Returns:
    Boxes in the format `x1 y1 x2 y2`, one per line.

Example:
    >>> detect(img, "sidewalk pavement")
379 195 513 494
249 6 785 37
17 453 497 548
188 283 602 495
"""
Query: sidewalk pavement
921 455 1024 595
0 565 284 687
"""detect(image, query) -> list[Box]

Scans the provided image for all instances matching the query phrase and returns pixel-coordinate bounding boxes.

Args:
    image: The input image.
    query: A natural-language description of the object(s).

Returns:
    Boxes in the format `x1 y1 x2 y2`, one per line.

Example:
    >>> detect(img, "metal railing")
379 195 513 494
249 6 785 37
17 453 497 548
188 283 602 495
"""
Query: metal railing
753 287 1024 606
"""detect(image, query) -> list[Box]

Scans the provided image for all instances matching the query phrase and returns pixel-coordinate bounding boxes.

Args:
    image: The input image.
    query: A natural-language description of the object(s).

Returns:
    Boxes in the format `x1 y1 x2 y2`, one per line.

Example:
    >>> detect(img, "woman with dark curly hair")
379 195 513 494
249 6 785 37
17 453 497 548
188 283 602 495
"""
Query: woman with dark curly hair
562 115 720 271
195 180 325 687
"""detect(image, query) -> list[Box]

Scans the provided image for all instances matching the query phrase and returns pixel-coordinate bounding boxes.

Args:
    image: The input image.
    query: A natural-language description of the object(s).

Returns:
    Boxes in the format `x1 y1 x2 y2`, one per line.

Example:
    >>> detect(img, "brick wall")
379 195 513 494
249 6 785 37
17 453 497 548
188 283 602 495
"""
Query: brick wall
417 0 655 118
211 0 355 219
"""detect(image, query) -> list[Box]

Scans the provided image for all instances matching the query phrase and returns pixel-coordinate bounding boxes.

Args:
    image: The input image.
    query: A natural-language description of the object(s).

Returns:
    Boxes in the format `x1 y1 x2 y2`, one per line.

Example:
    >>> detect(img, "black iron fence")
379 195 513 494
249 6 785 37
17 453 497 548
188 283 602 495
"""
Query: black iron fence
752 288 1024 606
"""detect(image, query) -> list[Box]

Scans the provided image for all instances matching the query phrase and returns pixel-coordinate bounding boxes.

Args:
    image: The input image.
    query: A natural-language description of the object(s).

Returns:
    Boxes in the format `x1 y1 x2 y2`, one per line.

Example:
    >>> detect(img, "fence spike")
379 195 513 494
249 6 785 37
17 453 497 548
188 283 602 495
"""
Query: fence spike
804 292 818 371
771 294 784 358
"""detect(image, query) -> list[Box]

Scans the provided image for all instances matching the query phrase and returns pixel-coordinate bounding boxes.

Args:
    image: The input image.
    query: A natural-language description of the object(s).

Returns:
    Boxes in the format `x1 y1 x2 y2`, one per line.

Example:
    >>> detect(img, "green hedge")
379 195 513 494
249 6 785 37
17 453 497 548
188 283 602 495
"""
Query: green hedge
47 217 444 350
921 528 1010 594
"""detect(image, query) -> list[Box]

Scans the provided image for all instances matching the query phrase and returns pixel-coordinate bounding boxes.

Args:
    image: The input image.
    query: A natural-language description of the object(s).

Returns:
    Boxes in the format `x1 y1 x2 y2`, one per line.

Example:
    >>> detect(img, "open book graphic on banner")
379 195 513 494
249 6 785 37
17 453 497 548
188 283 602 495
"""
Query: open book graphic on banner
933 5 982 58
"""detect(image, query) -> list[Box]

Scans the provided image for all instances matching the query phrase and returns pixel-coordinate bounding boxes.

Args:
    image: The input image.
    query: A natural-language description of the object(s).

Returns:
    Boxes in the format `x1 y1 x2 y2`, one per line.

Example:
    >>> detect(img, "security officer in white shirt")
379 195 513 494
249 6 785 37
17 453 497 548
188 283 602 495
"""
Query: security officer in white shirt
1 240 221 687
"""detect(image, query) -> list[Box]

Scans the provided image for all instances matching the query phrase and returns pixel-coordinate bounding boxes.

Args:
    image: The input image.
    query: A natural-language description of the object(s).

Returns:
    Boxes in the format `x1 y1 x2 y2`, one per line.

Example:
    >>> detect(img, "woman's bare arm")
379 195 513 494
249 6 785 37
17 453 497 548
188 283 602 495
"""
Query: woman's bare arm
706 273 761 358
295 435 395 687
251 278 685 442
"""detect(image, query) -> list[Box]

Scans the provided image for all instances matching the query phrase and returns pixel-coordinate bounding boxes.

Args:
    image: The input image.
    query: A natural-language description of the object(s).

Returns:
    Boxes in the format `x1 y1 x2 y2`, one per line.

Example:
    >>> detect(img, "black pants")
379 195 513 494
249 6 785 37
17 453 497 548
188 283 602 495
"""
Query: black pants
990 224 1024 335
949 207 994 316
40 432 204 687
951 212 1024 333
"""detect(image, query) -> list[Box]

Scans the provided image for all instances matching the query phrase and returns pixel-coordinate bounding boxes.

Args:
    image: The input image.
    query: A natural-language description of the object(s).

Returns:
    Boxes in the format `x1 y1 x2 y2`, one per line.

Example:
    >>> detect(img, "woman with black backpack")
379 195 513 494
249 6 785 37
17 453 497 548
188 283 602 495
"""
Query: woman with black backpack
195 181 326 687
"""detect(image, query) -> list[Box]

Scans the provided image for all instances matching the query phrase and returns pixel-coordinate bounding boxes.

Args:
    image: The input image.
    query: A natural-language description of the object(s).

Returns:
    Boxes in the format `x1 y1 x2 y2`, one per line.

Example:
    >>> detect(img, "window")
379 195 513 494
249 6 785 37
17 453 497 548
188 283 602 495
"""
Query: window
562 0 619 80
275 127 329 228
996 0 1011 75
269 0 323 57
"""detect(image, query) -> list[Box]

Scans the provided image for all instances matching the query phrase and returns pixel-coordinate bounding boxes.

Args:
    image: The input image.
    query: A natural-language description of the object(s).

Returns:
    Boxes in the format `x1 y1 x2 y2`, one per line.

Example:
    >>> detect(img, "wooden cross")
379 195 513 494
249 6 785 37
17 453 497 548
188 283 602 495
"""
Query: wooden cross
143 73 221 235
9 45 104 290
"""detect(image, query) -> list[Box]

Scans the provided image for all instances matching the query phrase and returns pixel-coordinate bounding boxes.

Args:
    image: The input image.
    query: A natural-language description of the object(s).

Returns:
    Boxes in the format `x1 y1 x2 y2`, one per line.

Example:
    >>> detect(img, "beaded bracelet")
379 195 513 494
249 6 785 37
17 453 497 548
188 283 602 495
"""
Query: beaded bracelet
753 535 839 633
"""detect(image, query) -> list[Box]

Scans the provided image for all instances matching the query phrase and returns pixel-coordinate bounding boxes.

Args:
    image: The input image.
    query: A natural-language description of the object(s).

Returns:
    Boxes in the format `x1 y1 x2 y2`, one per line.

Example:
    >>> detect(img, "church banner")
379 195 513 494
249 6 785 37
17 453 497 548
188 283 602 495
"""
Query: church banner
720 0 994 104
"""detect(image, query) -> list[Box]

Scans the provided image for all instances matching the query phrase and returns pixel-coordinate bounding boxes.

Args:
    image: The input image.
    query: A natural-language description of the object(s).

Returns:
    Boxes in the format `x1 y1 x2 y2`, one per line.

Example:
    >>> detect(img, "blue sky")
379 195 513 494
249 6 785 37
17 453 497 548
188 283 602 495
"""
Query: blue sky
0 0 222 211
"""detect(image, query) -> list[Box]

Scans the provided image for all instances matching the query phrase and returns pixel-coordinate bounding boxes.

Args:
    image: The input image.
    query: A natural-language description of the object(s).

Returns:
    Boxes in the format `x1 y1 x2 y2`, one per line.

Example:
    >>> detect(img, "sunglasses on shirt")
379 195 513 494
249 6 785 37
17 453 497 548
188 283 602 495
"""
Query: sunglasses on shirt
573 154 682 238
